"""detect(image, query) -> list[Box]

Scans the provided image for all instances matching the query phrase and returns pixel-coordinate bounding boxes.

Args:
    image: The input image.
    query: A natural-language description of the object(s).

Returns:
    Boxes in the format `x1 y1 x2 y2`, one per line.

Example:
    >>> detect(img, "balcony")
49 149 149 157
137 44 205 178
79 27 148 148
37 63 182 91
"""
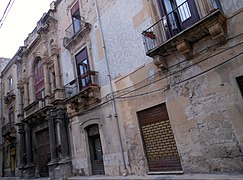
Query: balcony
24 98 46 117
4 90 15 104
142 0 226 62
64 70 100 112
2 122 16 139
63 17 91 49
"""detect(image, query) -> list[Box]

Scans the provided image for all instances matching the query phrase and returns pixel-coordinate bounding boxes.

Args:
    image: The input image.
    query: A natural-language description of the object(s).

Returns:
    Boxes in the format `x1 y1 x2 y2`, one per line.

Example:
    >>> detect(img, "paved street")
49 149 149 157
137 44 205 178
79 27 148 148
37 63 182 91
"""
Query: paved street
1 173 243 180
68 174 243 180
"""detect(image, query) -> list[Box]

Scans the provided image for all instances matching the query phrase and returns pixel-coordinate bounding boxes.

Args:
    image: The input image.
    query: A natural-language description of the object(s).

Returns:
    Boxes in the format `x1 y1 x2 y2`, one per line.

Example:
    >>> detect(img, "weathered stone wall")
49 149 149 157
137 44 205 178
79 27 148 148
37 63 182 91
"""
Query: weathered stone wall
112 1 243 175
0 59 19 177
55 0 243 176
0 57 11 177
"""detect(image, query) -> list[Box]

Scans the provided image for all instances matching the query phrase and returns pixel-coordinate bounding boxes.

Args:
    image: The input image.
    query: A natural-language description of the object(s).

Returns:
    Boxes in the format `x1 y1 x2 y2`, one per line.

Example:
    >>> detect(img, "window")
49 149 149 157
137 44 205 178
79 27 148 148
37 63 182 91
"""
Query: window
71 2 81 34
34 57 45 99
8 76 13 91
75 48 91 89
236 76 243 97
176 0 191 21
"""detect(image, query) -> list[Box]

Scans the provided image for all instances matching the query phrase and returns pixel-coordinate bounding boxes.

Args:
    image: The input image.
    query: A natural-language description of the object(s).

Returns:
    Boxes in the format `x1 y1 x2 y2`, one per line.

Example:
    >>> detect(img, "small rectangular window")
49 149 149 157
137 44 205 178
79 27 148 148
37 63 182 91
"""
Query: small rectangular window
236 76 243 97
8 76 13 91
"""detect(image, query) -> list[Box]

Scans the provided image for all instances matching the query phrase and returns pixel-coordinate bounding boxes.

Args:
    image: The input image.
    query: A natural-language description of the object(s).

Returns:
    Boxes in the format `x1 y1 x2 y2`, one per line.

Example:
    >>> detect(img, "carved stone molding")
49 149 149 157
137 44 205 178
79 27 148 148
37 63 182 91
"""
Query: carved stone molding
4 91 16 104
42 56 49 65
208 22 226 42
176 40 193 59
17 81 24 90
51 44 60 56
153 55 168 71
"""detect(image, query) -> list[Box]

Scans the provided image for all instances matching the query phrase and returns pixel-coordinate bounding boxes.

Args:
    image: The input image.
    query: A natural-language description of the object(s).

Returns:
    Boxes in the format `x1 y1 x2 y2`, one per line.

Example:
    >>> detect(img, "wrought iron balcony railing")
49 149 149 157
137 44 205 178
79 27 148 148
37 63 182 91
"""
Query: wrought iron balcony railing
65 16 86 39
142 0 222 54
64 70 99 99
2 122 15 137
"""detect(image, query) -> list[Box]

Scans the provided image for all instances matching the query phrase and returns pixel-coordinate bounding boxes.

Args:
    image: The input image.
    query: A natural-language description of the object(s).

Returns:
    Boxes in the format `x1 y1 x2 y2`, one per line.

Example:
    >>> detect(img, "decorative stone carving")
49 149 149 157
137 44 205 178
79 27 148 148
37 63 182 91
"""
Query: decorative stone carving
4 91 16 104
153 55 168 71
17 81 24 91
208 22 226 42
51 43 60 56
176 40 193 59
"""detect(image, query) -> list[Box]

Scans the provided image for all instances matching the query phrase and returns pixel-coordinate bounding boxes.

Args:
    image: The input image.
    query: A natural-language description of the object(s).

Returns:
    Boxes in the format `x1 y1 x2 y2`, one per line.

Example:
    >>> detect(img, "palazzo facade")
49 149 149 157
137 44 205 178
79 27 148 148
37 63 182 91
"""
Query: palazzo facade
0 0 243 179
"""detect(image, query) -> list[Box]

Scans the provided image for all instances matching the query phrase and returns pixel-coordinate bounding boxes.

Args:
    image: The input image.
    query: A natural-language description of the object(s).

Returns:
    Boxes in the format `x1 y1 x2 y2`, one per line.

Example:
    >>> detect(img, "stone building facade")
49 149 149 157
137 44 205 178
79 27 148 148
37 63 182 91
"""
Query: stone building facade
0 57 12 176
0 0 243 179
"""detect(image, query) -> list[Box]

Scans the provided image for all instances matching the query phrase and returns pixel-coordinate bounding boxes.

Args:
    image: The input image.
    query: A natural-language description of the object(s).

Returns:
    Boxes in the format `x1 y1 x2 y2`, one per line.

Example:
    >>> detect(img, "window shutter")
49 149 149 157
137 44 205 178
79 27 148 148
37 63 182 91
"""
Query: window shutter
71 1 79 15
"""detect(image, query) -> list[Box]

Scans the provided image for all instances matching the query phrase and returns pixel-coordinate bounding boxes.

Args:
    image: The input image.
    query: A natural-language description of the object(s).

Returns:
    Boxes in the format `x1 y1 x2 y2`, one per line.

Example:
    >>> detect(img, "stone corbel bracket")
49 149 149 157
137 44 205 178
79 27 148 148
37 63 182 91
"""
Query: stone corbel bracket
208 22 226 42
176 40 192 59
153 55 168 71
207 13 227 42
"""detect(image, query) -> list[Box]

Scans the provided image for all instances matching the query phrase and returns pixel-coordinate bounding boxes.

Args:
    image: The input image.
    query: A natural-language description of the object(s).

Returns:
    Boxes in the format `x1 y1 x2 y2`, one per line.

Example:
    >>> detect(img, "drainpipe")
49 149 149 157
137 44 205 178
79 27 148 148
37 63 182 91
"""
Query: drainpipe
93 0 128 176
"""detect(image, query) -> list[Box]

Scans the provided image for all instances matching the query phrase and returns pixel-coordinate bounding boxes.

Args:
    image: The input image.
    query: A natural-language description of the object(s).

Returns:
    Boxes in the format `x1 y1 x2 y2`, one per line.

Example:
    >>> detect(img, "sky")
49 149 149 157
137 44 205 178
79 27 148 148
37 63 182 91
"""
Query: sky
0 0 53 58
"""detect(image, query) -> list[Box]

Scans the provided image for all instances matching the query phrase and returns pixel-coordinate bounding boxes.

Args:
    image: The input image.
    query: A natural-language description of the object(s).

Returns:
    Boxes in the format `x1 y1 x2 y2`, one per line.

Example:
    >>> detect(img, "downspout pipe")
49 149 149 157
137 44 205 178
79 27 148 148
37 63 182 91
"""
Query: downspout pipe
94 0 128 176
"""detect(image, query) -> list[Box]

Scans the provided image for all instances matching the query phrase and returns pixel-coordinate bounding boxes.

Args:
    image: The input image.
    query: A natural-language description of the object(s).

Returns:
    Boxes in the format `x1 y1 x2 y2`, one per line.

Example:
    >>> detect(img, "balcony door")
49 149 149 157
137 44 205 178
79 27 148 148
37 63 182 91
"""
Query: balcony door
158 0 199 38
75 48 91 90
71 1 81 34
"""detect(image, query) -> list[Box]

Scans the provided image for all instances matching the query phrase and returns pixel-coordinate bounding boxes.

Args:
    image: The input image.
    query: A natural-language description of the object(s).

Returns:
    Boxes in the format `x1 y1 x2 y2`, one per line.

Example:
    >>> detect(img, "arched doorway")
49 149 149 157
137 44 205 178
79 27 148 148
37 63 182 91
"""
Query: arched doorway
86 124 105 175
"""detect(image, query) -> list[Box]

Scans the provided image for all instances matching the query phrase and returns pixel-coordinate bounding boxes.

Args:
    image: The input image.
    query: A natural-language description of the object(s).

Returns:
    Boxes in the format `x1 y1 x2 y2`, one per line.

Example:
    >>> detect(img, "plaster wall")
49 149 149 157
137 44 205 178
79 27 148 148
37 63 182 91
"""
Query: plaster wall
112 6 243 174
0 61 20 177
0 58 10 177
54 0 243 176
69 103 129 176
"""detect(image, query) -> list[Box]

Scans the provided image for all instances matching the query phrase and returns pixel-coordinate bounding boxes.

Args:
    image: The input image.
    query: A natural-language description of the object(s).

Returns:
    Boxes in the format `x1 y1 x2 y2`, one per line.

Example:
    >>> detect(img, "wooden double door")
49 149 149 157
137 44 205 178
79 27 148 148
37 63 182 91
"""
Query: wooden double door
36 128 50 177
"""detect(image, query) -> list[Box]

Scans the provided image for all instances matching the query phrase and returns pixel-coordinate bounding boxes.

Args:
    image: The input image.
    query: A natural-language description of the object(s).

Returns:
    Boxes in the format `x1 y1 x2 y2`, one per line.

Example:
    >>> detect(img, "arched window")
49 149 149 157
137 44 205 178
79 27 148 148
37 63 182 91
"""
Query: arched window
34 57 45 99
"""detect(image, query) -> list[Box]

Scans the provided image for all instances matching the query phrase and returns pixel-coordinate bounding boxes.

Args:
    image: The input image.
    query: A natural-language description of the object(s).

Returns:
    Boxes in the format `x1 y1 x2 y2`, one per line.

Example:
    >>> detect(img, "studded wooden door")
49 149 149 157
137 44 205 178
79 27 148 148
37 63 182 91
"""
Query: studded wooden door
138 103 182 172
87 125 105 175
36 128 50 177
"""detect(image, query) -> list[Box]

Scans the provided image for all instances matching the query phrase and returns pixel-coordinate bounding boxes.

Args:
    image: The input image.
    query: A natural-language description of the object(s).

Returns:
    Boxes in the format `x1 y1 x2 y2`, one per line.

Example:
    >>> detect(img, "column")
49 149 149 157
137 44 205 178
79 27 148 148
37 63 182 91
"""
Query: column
18 124 25 168
43 58 51 96
25 123 33 166
56 108 69 158
17 81 24 118
47 111 58 163
52 46 61 90
23 78 29 107
50 71 55 93
28 75 35 103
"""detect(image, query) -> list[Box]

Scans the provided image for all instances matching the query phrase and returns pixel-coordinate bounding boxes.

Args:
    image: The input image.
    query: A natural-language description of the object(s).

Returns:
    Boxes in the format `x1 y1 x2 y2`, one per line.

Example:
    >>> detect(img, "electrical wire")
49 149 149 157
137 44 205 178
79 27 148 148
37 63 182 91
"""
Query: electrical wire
113 32 243 96
115 40 243 99
72 37 243 113
0 0 15 29
116 50 243 99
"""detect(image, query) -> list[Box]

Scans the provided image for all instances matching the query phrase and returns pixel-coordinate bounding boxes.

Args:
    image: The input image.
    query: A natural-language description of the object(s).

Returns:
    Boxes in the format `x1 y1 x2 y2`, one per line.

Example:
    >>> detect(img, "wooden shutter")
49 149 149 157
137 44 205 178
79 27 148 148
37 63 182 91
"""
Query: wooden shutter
138 103 182 172
71 1 79 15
